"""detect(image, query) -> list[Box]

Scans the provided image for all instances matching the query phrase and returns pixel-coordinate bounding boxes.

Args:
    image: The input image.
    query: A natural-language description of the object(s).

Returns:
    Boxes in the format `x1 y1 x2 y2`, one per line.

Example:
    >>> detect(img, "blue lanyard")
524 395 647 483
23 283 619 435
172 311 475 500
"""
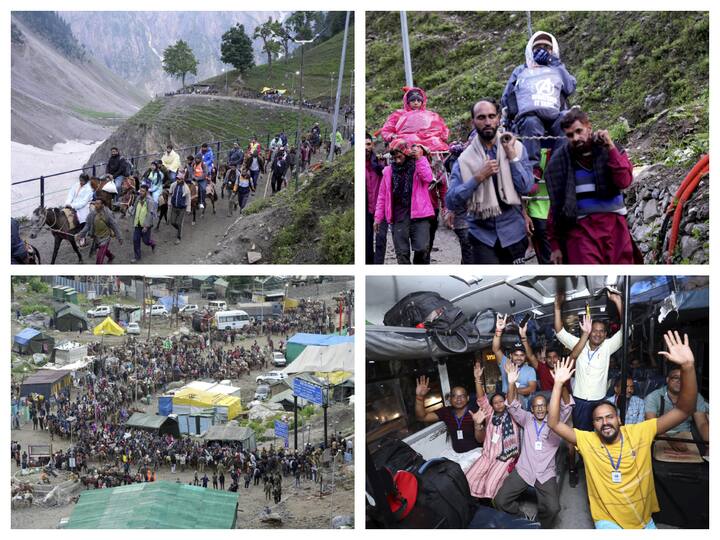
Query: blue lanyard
601 434 624 471
533 419 545 440
587 347 600 365
453 408 469 430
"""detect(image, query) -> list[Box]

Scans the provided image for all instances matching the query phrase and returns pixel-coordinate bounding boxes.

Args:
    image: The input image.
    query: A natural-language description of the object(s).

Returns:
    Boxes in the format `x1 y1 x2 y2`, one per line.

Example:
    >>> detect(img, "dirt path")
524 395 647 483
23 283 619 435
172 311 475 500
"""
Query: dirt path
381 222 539 264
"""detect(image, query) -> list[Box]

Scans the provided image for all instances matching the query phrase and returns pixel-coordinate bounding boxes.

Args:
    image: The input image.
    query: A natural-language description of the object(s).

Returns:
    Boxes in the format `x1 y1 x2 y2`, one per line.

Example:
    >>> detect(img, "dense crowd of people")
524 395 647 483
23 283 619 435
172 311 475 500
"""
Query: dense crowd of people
367 31 641 265
11 321 353 498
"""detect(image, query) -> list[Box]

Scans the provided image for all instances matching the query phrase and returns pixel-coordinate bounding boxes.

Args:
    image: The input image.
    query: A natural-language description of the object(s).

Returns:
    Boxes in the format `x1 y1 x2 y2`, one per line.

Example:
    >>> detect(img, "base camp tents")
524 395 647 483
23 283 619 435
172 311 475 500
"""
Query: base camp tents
282 342 354 375
285 333 354 362
93 316 125 336
203 424 257 451
54 303 89 332
13 328 54 355
20 369 72 397
126 413 180 438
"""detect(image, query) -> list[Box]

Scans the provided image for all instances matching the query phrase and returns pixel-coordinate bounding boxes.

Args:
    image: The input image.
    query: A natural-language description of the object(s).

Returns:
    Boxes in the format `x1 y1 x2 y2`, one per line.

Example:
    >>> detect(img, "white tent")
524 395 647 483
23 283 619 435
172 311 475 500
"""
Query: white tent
282 342 354 374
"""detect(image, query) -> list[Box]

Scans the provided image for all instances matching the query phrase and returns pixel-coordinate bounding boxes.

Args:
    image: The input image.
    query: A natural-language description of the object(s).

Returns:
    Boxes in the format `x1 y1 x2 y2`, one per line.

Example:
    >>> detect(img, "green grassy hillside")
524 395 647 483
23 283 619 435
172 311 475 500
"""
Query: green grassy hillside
366 12 708 164
206 26 355 103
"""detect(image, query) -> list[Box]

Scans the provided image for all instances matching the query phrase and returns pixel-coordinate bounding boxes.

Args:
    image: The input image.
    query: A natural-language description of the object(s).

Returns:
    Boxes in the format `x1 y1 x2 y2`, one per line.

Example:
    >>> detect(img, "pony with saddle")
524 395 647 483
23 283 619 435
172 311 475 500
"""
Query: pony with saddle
29 206 84 264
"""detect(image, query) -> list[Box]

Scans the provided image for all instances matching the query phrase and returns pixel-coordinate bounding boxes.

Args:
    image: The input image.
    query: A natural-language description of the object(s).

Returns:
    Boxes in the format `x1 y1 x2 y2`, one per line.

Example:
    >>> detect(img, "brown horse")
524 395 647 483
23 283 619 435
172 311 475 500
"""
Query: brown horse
29 206 83 264
89 176 114 209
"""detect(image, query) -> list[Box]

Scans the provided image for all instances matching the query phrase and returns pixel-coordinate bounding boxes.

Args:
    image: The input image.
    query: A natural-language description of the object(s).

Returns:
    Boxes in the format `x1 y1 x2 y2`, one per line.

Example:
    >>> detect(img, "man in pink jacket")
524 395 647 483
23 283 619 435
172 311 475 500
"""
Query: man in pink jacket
373 139 435 264
381 87 450 152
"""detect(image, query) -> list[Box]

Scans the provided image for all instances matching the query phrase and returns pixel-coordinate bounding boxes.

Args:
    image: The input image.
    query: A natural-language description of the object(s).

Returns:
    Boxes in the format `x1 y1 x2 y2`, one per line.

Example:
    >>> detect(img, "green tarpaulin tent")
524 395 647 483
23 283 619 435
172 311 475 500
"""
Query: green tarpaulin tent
66 481 238 528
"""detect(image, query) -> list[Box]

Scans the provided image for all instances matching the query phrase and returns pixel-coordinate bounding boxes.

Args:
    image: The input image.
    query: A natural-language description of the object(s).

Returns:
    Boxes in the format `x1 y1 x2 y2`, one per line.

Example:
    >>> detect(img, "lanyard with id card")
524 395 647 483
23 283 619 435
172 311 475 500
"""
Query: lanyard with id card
602 434 624 483
533 419 545 450
453 409 469 440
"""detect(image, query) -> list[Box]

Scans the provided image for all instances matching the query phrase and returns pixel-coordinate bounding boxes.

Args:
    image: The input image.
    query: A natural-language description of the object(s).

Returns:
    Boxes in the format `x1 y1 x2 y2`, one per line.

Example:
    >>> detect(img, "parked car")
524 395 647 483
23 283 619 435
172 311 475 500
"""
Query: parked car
87 305 111 318
255 371 287 384
179 304 199 314
254 384 271 401
144 304 168 317
126 322 141 335
272 352 287 367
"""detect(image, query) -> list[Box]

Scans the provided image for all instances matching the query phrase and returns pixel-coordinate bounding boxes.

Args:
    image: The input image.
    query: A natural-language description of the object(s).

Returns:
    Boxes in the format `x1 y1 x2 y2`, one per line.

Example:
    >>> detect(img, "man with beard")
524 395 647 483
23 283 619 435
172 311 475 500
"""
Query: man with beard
554 290 623 487
492 313 538 409
548 331 699 529
544 108 637 264
446 99 534 264
373 138 435 264
494 361 573 528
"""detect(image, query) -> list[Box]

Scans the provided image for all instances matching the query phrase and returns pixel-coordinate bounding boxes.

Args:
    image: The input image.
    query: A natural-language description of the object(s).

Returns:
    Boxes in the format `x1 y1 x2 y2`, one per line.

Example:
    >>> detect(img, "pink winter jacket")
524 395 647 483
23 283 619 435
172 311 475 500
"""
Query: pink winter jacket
380 87 450 152
374 156 435 224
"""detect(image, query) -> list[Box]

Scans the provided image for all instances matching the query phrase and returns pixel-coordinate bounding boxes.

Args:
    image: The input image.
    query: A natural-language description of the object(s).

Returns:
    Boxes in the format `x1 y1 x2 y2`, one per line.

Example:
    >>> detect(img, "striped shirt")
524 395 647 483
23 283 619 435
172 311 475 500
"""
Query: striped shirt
574 164 626 219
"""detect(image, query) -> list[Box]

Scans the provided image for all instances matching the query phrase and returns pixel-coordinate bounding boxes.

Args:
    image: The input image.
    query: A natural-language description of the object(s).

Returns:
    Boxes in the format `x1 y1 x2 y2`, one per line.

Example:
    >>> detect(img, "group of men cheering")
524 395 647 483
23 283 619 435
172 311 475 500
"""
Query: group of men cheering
415 291 707 529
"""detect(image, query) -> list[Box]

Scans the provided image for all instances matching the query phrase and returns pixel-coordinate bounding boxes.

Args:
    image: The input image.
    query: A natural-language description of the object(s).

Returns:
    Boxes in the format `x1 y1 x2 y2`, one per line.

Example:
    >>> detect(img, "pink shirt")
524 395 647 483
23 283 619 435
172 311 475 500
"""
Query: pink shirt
506 397 573 485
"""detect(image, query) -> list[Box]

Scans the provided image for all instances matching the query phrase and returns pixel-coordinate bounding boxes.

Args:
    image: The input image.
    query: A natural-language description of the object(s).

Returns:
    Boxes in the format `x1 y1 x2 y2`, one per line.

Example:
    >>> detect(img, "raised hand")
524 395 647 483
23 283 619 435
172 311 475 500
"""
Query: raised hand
658 331 695 367
496 313 508 332
580 314 592 335
470 407 486 426
416 375 431 397
506 361 520 386
552 357 576 385
473 362 484 381
518 322 527 339
555 291 565 307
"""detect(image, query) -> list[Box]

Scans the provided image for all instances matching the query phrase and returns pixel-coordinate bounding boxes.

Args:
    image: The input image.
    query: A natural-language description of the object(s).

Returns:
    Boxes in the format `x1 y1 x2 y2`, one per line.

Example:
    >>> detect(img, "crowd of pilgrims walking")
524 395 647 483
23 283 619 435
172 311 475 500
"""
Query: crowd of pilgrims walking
58 124 326 264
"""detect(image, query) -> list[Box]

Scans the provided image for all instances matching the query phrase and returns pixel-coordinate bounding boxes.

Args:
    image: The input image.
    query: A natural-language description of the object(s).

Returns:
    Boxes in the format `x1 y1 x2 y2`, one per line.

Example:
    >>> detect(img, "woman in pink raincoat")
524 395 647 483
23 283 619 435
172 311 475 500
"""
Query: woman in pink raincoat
381 87 450 152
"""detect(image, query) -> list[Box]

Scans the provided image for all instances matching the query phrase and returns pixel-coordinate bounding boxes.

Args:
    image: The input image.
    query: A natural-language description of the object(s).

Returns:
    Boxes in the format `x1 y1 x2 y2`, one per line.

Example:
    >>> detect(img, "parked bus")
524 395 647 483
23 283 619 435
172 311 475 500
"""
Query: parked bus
214 310 250 330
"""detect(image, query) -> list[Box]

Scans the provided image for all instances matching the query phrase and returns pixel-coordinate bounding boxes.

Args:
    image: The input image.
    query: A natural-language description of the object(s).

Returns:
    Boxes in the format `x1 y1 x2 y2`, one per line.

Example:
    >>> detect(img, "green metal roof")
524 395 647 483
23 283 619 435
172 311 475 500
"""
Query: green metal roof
55 303 88 321
66 481 238 528
126 412 172 430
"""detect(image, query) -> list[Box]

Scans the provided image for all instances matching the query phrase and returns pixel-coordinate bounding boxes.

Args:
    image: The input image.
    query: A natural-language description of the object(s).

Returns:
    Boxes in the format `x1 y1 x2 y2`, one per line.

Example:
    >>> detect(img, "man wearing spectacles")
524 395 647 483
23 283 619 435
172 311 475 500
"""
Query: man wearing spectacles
644 366 709 446
415 364 487 454
494 361 573 528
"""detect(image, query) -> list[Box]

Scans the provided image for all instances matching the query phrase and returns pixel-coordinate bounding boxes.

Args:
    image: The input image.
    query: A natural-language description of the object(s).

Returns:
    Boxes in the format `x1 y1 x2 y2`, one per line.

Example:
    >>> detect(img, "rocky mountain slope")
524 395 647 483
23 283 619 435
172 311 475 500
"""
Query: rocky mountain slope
60 11 288 96
11 14 148 149
366 11 709 264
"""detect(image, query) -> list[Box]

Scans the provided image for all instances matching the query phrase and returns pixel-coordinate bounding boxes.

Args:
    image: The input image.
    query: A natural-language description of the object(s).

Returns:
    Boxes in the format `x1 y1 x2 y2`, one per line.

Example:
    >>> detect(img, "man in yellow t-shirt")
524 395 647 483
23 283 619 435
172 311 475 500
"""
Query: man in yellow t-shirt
547 331 699 529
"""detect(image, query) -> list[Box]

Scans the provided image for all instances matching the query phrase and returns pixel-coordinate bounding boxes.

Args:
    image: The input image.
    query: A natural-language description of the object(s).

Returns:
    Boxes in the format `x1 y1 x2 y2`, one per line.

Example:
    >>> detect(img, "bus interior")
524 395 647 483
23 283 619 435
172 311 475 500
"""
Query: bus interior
366 275 709 529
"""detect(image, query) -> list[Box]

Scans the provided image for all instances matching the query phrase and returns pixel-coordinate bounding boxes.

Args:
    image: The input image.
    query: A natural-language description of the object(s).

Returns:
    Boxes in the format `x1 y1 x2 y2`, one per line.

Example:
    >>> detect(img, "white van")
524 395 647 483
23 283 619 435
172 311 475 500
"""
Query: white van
214 310 250 330
207 300 228 312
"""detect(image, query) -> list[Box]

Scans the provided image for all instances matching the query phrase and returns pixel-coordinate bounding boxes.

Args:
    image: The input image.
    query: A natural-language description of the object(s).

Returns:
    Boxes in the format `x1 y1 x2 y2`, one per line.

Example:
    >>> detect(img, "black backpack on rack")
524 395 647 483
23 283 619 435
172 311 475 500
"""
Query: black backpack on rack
383 292 479 353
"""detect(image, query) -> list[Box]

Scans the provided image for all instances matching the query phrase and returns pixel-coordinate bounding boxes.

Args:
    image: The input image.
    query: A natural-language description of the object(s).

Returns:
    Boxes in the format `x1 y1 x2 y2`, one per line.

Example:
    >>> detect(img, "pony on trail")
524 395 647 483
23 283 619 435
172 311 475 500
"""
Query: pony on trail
29 206 83 264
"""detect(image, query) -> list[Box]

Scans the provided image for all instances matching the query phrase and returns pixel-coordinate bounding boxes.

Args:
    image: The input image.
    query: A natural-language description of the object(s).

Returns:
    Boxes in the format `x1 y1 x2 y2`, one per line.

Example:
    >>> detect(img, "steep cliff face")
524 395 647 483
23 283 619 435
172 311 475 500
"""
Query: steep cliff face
11 14 148 149
60 11 288 96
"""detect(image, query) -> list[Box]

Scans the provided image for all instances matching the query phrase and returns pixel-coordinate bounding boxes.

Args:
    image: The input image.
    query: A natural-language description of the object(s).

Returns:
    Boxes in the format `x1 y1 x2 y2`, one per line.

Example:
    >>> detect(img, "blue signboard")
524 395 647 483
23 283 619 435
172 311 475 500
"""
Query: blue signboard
274 420 289 439
293 378 324 405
